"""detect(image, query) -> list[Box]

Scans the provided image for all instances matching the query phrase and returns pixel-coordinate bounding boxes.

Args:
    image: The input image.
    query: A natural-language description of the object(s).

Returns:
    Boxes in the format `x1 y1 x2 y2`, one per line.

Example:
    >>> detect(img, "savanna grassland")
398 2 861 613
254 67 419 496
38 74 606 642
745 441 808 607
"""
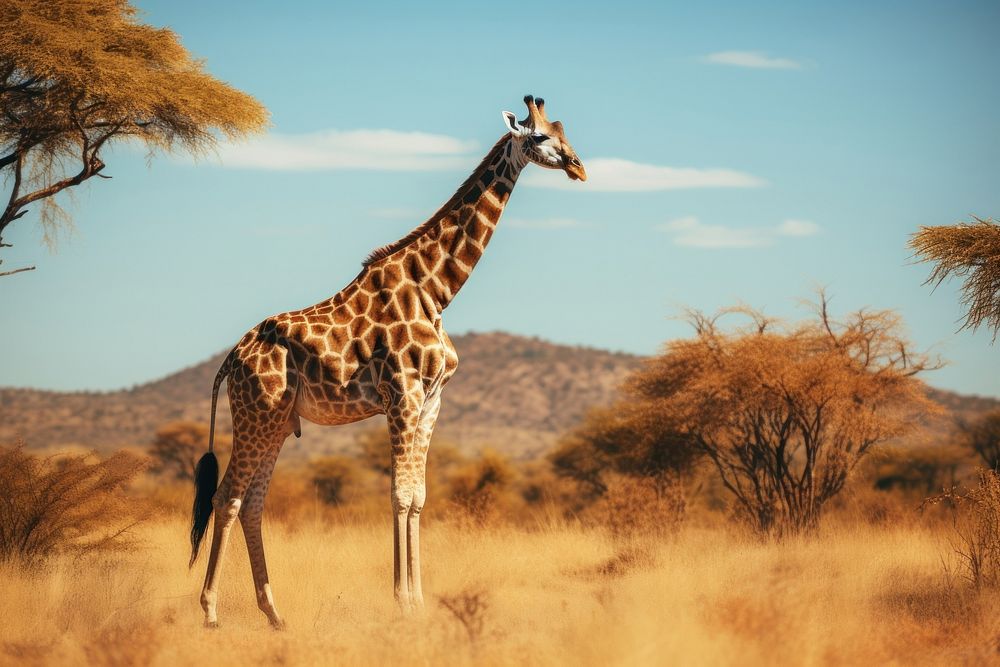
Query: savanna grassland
5 322 1000 666
2 454 1000 667
1 500 997 666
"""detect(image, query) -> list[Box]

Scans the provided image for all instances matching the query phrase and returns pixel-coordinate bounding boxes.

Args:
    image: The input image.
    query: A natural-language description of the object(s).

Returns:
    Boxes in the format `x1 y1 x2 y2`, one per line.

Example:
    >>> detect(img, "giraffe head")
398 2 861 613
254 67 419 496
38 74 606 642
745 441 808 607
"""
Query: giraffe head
502 95 587 182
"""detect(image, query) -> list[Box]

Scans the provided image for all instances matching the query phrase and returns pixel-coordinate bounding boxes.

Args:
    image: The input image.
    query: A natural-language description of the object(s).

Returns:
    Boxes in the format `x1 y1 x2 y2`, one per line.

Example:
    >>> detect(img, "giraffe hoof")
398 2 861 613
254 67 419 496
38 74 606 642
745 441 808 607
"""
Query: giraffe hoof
204 620 220 630
269 618 286 631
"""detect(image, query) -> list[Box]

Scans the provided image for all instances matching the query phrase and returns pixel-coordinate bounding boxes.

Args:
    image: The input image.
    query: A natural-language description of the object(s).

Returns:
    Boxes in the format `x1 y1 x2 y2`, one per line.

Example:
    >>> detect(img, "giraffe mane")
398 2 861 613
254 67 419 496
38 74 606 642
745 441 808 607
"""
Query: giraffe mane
361 135 511 267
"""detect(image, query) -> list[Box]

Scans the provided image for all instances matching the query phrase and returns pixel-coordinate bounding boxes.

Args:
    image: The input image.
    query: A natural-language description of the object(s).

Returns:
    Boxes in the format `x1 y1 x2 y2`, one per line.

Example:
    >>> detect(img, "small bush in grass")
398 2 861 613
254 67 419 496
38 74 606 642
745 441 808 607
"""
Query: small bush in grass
149 421 230 481
438 586 490 643
311 456 359 506
447 450 516 524
0 444 147 565
587 474 686 538
929 470 1000 589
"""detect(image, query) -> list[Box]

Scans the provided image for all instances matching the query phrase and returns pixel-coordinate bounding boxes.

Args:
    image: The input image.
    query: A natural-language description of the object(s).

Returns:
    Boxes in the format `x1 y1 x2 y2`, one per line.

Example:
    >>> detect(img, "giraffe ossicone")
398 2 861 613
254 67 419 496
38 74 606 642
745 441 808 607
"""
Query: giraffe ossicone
188 94 586 627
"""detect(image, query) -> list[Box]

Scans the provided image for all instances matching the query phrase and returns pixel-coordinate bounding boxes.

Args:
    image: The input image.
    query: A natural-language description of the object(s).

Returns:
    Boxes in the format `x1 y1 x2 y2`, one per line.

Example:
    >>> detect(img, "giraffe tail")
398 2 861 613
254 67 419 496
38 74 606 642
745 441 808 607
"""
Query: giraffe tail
189 350 233 568
189 450 218 568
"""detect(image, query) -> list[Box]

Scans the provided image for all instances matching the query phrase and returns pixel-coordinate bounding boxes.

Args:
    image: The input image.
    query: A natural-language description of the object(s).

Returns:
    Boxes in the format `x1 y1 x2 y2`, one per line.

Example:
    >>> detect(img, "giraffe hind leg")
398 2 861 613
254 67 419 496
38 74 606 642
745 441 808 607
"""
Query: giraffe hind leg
199 419 284 627
240 444 285 629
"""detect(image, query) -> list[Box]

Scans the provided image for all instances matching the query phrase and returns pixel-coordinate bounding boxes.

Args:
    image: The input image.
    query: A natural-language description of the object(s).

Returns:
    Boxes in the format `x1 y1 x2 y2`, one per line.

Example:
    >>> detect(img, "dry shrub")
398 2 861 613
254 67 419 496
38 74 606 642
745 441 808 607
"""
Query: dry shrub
931 470 1000 589
830 484 913 529
868 443 969 497
0 444 147 565
446 450 517 525
311 455 360 507
149 421 230 482
438 586 490 643
585 474 685 538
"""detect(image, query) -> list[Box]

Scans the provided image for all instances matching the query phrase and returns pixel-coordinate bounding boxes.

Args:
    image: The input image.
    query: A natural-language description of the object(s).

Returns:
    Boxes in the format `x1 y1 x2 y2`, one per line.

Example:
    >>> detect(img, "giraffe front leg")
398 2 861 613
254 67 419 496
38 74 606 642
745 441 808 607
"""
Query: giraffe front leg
385 389 425 613
406 490 425 610
392 488 411 610
406 390 440 611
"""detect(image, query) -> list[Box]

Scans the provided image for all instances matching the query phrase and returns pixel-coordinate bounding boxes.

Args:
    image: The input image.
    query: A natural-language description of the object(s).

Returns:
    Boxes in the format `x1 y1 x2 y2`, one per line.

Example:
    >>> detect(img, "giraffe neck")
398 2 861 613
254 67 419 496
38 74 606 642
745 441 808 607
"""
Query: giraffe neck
406 135 528 311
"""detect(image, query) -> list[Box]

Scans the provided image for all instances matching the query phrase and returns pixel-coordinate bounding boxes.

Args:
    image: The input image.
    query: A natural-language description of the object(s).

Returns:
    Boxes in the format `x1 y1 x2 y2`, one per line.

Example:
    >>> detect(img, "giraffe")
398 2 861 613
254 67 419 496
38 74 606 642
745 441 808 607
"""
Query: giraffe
188 95 586 628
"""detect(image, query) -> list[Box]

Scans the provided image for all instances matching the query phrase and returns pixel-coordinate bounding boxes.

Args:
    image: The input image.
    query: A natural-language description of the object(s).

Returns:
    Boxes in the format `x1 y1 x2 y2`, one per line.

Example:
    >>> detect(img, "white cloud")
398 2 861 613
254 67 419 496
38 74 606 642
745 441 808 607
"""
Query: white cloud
658 216 819 249
505 217 584 229
522 158 766 192
777 219 821 236
704 51 804 70
213 129 477 171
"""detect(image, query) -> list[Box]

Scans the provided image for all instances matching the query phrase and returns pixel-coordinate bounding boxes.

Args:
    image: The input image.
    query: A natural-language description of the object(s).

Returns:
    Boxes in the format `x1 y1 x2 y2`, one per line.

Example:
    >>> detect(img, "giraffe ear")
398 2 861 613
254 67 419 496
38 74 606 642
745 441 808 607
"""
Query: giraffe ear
502 111 529 137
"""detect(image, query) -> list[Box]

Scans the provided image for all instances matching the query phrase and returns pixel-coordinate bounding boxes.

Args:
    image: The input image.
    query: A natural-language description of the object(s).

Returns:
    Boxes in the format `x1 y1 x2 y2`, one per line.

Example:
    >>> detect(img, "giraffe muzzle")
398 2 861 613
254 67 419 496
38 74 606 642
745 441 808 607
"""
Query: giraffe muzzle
564 159 587 182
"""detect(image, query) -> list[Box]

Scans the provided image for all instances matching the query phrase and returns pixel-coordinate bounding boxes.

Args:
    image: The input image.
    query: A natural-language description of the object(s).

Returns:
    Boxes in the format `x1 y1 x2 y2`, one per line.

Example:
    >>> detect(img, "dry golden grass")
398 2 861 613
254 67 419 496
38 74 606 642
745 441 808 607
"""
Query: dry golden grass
3 514 1000 666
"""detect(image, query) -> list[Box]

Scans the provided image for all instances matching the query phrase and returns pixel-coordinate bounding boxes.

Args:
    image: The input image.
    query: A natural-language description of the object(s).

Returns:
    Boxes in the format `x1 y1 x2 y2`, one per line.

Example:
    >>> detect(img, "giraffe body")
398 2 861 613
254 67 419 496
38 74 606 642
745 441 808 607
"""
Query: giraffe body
191 95 585 628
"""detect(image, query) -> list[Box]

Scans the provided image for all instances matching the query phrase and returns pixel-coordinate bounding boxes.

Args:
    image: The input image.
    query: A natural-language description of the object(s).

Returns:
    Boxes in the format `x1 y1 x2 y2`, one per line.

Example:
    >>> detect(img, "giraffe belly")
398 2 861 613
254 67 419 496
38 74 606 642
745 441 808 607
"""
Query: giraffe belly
293 383 382 426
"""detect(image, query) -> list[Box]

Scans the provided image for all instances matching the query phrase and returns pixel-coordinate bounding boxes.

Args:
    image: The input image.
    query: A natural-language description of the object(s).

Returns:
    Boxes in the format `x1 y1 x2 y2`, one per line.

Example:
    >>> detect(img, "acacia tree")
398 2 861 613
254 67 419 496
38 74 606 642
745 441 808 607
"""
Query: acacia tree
0 0 268 276
625 299 938 537
910 217 1000 338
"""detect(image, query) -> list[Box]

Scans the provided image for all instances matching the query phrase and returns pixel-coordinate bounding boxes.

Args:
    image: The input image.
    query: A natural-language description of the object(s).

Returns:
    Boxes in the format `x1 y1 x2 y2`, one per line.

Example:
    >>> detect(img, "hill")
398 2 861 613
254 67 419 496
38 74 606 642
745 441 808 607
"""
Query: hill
0 332 642 459
1 332 996 460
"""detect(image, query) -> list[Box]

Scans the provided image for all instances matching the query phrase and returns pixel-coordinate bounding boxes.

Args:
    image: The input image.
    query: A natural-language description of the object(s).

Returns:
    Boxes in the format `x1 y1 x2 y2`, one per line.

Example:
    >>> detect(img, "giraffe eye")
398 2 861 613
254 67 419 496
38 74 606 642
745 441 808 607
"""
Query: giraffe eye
529 132 548 144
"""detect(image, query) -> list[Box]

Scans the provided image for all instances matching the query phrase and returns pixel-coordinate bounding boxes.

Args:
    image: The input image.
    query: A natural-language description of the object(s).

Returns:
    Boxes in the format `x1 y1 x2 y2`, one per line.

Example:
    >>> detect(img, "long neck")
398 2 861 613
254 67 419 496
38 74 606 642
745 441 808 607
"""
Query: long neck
407 135 527 311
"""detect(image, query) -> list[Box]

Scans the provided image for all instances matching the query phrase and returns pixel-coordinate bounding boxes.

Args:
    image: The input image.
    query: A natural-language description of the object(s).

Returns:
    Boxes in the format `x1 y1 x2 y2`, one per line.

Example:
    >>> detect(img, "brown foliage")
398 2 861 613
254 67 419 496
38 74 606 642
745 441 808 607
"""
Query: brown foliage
447 450 515 524
0 0 268 274
870 443 968 496
0 444 146 564
626 297 938 537
910 217 1000 338
957 409 1000 471
310 456 359 507
586 474 686 538
550 404 700 504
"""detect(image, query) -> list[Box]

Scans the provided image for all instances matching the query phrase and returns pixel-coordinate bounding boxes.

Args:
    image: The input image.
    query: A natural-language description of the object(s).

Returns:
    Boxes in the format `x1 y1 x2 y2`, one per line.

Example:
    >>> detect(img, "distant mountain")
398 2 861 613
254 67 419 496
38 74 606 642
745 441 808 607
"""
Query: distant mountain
2 332 996 460
0 332 642 459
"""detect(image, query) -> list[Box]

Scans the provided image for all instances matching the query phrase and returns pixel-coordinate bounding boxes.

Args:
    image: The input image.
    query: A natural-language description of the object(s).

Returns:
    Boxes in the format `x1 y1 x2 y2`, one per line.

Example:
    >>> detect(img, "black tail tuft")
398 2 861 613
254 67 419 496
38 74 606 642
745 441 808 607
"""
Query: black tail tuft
189 452 219 568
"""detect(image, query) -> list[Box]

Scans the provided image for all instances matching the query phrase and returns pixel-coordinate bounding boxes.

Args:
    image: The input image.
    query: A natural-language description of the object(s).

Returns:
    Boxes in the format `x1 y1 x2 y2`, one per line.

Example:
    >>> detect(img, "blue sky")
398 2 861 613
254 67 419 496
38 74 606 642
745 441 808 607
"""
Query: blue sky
2 0 999 397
